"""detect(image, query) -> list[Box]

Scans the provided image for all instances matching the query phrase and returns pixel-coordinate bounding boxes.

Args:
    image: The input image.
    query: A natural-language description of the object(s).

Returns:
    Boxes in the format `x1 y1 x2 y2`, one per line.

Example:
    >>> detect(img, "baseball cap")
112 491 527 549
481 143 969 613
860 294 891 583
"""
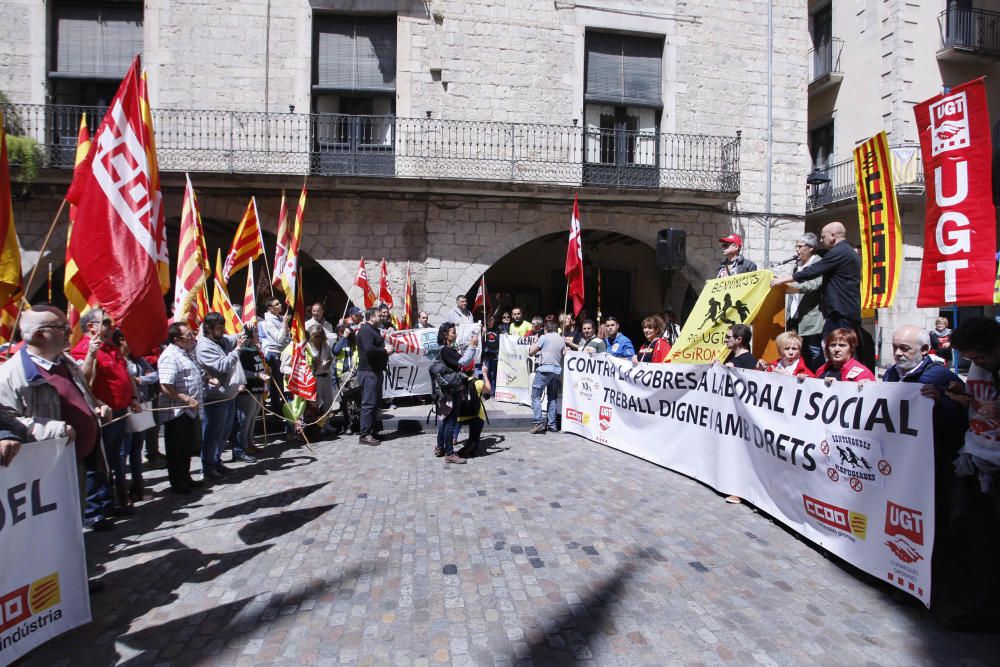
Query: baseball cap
719 234 743 246
348 306 362 315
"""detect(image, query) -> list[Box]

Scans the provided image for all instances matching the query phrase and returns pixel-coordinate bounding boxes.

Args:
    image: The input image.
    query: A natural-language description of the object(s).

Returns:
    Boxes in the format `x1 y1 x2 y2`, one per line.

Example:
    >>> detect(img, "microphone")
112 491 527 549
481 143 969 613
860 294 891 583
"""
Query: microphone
772 255 797 267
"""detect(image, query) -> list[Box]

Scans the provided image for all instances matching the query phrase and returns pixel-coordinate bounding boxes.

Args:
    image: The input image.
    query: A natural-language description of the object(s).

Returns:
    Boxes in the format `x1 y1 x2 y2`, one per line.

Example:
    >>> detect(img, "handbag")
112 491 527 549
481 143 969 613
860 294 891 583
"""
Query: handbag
124 402 155 433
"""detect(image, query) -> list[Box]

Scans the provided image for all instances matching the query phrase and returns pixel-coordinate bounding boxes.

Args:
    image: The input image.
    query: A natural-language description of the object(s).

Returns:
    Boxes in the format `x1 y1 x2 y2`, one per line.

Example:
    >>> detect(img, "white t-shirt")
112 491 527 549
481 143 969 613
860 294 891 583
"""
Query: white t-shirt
961 362 1000 465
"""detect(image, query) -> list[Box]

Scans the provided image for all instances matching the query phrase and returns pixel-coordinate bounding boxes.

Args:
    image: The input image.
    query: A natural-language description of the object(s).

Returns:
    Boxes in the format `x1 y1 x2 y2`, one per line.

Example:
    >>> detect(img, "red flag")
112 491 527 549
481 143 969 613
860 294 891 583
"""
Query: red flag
354 258 377 309
65 55 167 355
565 195 585 316
139 70 169 296
378 258 394 309
65 114 95 342
914 78 997 306
473 275 490 316
223 197 265 282
272 190 289 287
286 280 316 400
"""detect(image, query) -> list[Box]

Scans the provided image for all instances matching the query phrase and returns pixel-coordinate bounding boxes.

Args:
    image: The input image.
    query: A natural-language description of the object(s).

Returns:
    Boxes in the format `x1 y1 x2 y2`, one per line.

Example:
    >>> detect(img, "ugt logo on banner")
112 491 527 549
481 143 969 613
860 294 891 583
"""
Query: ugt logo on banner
913 78 996 306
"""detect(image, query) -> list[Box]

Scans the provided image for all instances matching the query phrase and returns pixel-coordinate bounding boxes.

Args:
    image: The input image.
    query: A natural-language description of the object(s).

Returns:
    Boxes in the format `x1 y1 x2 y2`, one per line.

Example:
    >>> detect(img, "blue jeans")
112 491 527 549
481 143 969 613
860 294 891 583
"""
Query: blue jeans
234 393 261 456
202 398 236 472
531 368 561 431
437 410 459 455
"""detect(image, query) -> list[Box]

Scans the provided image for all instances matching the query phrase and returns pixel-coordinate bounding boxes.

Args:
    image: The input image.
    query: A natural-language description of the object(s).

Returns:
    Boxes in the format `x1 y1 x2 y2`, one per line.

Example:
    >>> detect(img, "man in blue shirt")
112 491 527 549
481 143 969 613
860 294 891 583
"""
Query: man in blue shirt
603 315 636 361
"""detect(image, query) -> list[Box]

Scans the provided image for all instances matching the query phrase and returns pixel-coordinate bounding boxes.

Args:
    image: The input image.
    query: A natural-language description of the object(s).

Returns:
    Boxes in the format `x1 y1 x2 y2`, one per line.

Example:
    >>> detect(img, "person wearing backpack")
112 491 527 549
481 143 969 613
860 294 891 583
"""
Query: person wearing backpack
457 372 491 458
432 323 478 464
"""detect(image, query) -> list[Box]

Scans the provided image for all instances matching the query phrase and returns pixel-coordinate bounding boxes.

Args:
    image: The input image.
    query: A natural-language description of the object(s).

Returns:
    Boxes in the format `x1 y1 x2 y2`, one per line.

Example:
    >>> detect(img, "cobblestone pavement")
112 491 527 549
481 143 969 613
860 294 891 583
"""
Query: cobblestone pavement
25 429 997 666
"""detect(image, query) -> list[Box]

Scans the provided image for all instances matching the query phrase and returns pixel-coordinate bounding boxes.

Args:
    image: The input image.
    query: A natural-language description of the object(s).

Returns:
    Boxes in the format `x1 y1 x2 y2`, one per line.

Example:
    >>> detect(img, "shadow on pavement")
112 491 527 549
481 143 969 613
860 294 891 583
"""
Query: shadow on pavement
208 482 329 520
237 504 337 545
515 562 636 663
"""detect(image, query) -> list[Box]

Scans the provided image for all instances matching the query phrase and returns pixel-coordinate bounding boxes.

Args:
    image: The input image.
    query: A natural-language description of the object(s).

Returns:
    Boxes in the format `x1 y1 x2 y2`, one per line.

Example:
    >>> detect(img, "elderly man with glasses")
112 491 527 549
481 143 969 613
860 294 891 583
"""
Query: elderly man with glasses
774 233 824 371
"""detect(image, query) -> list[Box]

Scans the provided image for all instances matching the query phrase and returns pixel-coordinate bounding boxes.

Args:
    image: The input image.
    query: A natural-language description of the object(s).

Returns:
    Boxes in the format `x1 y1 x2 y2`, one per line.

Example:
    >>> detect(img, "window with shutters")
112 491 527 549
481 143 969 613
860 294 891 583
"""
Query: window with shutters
311 15 396 177
582 31 663 187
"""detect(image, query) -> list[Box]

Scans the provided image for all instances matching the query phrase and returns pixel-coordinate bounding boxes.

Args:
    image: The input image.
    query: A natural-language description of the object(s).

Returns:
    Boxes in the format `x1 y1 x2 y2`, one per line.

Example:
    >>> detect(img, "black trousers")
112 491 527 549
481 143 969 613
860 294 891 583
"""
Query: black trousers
266 354 285 420
164 413 197 489
358 369 382 436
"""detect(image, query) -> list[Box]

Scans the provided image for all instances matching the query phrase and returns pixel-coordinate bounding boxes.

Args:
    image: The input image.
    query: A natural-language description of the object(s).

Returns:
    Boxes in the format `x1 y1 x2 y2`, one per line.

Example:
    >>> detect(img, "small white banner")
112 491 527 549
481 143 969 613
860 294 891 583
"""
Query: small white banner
494 334 537 406
0 439 91 662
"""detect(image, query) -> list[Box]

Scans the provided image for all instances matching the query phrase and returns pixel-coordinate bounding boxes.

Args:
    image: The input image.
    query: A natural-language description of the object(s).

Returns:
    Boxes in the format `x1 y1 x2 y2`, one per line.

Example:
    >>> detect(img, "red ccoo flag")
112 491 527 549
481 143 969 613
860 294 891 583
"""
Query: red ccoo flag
354 257 377 309
65 55 167 355
473 275 490 316
565 194 585 317
378 258 394 309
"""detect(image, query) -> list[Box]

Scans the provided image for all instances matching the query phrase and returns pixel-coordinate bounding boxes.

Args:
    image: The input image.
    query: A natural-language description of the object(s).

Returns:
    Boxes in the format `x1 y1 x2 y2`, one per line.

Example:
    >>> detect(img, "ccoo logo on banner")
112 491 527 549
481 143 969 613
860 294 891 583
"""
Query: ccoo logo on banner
0 440 90 662
560 353 935 605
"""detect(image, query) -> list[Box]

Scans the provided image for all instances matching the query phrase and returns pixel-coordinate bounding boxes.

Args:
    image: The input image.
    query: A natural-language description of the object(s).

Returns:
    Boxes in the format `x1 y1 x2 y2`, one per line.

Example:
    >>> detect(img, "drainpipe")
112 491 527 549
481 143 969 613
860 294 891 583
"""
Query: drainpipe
264 0 272 113
763 0 774 266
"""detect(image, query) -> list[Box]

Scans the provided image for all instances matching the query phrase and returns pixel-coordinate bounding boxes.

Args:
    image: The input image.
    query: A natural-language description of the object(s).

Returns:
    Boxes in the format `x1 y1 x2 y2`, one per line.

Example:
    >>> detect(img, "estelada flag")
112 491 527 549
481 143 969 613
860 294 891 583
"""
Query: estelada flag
378 258 393 309
272 190 289 288
64 55 167 355
914 78 996 306
565 194 585 316
853 131 903 309
354 257 377 309
223 197 265 282
0 112 24 310
65 114 96 341
211 249 242 334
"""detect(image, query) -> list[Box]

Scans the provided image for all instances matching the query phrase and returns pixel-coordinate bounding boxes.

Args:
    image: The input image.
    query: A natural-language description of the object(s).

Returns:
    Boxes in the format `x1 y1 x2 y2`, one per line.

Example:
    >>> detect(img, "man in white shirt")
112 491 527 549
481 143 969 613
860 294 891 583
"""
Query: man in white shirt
305 302 335 342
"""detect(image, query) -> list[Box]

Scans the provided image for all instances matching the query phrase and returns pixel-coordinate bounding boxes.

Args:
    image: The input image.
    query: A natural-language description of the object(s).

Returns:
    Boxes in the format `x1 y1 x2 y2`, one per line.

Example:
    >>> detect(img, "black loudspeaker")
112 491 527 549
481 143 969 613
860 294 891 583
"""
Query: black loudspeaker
656 229 686 270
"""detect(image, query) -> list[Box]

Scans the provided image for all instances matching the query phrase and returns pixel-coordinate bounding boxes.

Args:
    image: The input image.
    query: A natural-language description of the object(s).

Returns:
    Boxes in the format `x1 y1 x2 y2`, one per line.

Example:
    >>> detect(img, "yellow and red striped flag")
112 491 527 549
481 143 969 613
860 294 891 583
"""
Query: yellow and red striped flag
139 70 170 296
854 131 903 309
272 190 289 288
401 263 414 329
211 249 242 334
280 185 307 305
223 197 265 282
65 114 96 341
242 257 258 326
0 113 23 345
172 174 211 328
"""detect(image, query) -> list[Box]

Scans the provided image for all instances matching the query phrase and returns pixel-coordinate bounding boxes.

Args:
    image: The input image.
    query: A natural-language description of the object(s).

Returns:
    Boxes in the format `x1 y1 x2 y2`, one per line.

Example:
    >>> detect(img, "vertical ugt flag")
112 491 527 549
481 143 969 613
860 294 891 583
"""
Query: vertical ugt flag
66 55 167 355
565 195 585 316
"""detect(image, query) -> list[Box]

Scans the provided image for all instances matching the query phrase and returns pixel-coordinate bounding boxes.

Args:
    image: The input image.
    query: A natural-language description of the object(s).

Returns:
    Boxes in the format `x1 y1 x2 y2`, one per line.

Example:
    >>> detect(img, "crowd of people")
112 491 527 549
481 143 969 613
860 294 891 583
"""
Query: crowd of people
0 219 996 629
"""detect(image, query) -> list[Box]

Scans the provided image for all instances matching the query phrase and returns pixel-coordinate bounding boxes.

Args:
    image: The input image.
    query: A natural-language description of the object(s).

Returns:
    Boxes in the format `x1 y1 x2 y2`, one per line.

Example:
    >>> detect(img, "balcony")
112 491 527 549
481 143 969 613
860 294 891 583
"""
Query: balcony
938 6 1000 61
808 38 844 96
1 103 741 194
806 144 924 213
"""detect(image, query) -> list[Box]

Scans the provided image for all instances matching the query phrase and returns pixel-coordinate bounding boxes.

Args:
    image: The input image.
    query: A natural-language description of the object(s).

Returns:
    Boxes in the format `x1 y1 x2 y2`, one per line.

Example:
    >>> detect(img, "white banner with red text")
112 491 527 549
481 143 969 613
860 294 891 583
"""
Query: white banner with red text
561 352 935 605
383 323 481 398
494 334 537 406
0 439 91 663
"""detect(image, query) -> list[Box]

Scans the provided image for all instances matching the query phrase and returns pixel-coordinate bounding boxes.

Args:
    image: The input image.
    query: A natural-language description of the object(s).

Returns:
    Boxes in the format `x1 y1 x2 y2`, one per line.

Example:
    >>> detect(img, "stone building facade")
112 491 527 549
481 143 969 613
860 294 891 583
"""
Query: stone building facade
2 0 808 329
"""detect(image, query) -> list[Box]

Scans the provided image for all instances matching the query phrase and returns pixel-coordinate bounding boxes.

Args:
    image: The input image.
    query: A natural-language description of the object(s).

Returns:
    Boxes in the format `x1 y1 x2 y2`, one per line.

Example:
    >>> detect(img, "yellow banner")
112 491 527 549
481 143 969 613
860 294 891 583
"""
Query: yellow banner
667 270 774 363
854 131 903 309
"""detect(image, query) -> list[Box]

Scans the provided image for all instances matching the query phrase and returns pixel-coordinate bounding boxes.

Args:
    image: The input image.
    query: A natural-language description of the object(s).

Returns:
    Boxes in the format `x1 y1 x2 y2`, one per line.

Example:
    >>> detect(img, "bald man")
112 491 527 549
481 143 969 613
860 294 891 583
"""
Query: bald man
773 221 861 340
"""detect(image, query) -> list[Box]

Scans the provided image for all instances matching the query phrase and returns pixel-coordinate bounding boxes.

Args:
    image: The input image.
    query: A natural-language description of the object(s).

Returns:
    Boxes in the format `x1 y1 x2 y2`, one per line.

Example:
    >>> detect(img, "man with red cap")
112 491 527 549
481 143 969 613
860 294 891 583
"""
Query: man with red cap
717 233 758 278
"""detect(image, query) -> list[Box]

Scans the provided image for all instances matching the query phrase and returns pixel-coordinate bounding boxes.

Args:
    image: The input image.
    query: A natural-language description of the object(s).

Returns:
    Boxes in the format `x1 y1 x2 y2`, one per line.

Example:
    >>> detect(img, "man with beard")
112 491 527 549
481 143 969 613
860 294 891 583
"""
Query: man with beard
195 313 246 481
508 307 532 337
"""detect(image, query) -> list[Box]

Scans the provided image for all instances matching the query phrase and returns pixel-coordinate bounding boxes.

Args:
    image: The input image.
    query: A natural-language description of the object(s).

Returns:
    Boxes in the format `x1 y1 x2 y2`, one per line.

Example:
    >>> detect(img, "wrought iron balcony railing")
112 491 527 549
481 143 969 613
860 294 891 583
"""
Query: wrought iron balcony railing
806 144 924 213
1 103 741 193
808 38 844 83
938 6 1000 57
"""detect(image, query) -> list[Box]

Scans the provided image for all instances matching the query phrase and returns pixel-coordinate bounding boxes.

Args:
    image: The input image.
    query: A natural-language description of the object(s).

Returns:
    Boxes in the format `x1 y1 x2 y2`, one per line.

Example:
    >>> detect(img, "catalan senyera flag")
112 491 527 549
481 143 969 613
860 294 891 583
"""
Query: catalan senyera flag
171 174 211 328
401 263 414 329
0 113 23 309
280 186 307 306
65 55 167 355
272 190 289 288
211 249 242 334
0 300 20 348
139 70 170 296
65 114 96 341
853 131 903 309
223 197 265 282
242 257 257 326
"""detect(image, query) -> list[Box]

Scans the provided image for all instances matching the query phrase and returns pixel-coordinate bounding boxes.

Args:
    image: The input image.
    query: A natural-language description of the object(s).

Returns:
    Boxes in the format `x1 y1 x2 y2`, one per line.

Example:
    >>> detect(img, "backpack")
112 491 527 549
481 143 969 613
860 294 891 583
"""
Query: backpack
429 359 467 400
458 381 481 418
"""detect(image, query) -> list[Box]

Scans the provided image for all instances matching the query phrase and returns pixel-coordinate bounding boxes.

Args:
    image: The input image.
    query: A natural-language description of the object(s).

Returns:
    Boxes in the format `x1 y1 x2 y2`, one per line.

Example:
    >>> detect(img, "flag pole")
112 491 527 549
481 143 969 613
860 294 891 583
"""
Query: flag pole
252 197 275 295
11 198 69 338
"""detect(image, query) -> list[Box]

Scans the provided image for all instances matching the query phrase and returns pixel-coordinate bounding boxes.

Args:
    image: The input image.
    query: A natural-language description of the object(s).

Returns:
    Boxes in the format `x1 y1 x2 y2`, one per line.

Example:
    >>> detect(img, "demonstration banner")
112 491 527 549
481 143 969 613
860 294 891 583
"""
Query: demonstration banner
854 131 903 309
667 270 773 364
0 439 90 662
914 78 996 306
383 323 480 398
495 333 537 406
561 353 935 605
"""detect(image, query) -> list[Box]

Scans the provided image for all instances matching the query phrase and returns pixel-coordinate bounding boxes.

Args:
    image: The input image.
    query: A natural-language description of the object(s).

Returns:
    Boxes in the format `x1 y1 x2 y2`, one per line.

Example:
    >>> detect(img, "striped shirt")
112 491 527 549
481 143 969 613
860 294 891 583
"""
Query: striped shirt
157 344 204 420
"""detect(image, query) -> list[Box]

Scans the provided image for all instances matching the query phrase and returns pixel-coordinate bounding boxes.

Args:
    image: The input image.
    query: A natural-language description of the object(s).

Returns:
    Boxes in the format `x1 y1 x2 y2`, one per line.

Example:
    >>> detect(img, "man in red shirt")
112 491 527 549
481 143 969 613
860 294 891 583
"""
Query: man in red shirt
71 308 140 513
